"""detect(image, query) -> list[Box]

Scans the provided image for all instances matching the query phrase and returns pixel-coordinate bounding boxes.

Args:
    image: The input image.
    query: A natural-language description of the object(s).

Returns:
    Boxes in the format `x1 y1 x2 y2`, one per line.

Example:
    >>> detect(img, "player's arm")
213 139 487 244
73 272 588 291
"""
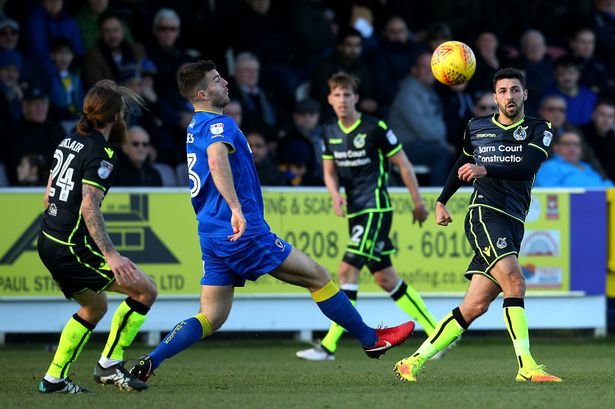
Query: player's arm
81 184 138 285
459 148 546 182
435 152 474 226
44 174 52 208
323 158 346 217
207 141 246 241
387 149 428 226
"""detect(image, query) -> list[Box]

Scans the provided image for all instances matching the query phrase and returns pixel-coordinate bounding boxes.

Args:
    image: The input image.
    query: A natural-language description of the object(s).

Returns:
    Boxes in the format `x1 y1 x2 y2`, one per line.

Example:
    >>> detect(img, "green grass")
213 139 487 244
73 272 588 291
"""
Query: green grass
1 337 615 409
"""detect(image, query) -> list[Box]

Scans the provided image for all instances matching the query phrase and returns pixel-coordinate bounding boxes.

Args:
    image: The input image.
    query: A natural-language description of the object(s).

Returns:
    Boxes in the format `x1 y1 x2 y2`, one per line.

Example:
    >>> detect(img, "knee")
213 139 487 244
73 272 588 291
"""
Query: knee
373 272 398 292
83 302 108 322
462 300 490 322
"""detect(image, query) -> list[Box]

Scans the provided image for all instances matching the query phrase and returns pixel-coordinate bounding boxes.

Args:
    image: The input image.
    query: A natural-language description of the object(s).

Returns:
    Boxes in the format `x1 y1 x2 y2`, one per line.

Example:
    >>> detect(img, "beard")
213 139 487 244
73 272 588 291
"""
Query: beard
212 93 231 110
108 117 128 146
500 101 523 119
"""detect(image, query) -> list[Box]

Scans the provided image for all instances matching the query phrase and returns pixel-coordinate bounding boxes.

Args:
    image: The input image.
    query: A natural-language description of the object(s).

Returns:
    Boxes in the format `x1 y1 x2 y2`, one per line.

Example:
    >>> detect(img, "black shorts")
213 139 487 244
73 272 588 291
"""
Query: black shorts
37 231 115 299
463 206 524 285
343 210 396 268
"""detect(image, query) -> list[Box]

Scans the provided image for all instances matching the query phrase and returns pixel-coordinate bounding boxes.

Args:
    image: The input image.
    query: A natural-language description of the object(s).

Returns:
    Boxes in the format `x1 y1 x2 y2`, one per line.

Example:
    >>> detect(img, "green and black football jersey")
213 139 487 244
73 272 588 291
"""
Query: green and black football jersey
322 114 402 215
464 114 553 222
41 131 117 244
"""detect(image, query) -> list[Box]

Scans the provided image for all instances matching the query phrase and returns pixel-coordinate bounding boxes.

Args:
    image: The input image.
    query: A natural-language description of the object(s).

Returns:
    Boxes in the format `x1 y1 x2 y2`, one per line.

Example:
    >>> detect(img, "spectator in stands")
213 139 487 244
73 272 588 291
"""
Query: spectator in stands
117 65 177 166
422 21 453 51
467 31 502 96
291 0 337 68
114 125 162 187
47 37 84 122
592 0 615 79
15 153 48 186
0 49 23 128
224 99 243 127
311 27 377 118
82 10 146 89
368 16 420 113
545 56 597 126
228 52 277 136
246 130 284 186
535 127 613 187
538 95 568 135
278 138 310 186
278 97 324 186
511 29 556 116
473 91 498 117
0 17 19 52
568 26 613 96
26 0 84 66
76 0 134 51
388 51 452 186
6 86 65 185
234 0 298 109
582 98 615 181
437 81 475 157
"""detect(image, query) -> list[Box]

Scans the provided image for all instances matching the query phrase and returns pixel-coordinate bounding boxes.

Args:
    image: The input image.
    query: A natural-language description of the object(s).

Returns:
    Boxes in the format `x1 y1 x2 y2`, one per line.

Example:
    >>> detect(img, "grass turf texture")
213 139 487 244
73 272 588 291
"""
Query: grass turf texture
1 337 614 409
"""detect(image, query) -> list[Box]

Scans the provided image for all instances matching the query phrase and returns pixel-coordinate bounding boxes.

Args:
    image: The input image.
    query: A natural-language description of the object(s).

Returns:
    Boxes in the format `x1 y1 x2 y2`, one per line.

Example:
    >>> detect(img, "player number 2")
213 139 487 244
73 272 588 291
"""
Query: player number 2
50 150 75 202
350 225 365 243
187 153 201 198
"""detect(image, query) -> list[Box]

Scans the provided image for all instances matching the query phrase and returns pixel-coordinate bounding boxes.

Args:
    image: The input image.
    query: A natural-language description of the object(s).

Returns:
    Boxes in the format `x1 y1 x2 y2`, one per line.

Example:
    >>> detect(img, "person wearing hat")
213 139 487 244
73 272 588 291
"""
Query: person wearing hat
0 17 20 52
6 85 66 185
0 49 24 128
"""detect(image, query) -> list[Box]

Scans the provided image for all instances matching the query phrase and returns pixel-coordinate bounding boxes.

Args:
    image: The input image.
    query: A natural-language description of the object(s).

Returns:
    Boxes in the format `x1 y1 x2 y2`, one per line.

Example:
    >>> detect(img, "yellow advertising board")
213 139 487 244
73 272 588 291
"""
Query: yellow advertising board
0 189 570 297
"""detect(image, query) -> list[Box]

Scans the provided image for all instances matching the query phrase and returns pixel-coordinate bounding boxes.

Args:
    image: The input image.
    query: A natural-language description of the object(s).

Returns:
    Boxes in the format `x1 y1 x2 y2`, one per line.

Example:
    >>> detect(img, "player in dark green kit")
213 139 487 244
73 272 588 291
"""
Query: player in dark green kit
297 72 435 361
37 80 157 393
394 68 562 382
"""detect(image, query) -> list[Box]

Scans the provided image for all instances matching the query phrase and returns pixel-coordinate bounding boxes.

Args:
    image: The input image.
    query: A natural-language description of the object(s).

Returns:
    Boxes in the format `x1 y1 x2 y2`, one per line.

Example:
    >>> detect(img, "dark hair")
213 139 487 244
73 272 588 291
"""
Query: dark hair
594 96 615 110
176 60 217 100
98 9 125 29
20 153 49 185
77 79 144 136
337 27 362 44
493 68 526 91
554 55 581 71
328 71 359 94
50 37 72 53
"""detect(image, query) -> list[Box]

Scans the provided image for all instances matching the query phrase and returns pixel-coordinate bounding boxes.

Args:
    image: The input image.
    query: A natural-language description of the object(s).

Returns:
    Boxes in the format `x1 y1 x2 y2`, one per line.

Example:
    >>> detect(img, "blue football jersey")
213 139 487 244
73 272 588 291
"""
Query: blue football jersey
186 110 270 237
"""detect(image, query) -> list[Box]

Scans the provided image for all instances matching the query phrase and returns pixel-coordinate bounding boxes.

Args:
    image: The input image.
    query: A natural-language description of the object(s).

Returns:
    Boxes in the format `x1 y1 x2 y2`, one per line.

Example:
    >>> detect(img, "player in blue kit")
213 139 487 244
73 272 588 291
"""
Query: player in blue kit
129 61 415 382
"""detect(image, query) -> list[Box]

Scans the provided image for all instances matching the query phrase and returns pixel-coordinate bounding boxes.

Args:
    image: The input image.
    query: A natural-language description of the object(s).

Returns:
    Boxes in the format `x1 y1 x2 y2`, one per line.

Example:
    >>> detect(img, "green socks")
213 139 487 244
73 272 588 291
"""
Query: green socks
390 281 437 335
46 314 94 379
101 297 150 361
416 307 467 359
503 297 537 370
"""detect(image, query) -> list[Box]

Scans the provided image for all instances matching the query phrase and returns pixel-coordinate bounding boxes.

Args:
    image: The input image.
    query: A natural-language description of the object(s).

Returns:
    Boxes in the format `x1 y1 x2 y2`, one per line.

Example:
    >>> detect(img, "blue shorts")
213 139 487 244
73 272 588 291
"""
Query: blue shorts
199 232 292 286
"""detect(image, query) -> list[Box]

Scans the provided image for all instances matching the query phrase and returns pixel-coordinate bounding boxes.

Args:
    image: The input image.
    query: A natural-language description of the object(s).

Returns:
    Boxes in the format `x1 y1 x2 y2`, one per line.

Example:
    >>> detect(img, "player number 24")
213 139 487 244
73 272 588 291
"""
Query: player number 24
50 150 76 202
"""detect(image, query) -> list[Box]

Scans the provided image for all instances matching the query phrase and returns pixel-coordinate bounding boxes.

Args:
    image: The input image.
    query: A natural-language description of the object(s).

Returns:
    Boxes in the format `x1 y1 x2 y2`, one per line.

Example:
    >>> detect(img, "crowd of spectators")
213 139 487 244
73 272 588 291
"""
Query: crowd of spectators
0 0 614 188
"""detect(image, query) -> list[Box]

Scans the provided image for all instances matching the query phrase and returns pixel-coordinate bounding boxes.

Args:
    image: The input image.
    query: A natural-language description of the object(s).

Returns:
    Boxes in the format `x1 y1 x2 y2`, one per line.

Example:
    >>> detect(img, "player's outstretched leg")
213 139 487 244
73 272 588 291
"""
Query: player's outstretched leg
296 285 357 361
272 248 415 359
503 298 561 382
395 307 468 381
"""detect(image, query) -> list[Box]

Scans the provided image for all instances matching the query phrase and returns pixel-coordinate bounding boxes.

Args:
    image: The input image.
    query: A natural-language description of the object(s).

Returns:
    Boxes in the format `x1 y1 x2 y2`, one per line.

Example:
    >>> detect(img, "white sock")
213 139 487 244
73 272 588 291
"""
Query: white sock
44 374 64 383
98 356 122 368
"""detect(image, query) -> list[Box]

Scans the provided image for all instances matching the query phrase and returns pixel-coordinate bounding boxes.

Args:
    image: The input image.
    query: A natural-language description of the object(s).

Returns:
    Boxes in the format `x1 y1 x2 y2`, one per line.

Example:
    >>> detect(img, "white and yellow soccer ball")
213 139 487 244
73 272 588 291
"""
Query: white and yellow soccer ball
430 41 476 86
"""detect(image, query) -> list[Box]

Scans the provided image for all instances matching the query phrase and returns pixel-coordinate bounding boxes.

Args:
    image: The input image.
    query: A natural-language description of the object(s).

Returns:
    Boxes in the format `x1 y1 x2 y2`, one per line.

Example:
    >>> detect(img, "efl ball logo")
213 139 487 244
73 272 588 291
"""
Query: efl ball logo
431 41 476 86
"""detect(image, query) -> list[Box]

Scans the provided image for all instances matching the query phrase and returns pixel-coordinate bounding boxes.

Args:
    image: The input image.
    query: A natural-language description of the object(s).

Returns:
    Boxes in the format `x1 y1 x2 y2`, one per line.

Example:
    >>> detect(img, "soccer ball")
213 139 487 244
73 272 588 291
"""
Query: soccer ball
431 41 476 86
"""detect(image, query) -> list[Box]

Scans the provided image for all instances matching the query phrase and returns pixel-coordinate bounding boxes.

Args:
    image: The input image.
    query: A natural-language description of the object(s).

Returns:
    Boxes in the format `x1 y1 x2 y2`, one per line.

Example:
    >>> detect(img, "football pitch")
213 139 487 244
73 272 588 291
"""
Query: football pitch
1 336 614 409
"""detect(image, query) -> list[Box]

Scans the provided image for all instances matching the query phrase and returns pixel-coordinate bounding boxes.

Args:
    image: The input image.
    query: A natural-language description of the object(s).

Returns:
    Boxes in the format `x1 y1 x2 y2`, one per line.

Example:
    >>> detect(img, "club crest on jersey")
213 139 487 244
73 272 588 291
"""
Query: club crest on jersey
543 130 553 147
386 129 398 145
513 125 528 141
353 133 367 148
98 160 113 179
209 122 224 136
496 237 507 249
